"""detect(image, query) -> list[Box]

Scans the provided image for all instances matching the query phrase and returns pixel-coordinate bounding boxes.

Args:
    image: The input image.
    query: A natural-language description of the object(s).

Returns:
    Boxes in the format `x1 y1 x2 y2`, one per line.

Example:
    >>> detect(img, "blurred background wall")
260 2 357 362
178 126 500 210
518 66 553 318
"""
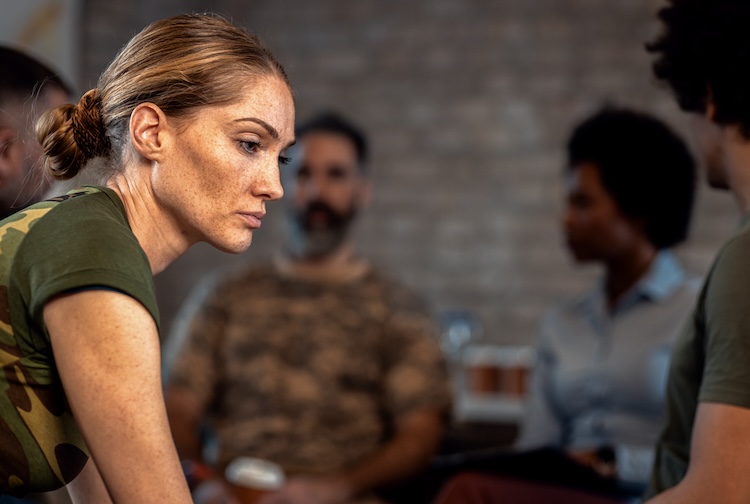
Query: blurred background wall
18 0 740 345
0 0 81 89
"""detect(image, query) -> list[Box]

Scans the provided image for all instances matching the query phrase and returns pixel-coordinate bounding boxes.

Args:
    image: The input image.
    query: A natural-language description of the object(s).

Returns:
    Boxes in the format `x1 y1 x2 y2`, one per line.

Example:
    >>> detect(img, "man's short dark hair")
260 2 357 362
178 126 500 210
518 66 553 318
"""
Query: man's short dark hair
295 112 368 167
566 106 696 250
0 46 72 104
647 0 750 138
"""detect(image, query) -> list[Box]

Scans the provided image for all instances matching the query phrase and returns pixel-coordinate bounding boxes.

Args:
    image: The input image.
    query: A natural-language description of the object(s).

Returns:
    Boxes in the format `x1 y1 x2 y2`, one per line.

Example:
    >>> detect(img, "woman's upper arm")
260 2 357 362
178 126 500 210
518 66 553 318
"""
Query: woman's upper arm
44 289 191 503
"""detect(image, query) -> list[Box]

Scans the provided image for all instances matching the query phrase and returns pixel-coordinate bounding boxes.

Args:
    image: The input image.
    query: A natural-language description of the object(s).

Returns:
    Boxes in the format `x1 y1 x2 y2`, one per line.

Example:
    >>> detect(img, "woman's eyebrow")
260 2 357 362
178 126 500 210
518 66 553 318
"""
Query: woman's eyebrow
233 117 279 140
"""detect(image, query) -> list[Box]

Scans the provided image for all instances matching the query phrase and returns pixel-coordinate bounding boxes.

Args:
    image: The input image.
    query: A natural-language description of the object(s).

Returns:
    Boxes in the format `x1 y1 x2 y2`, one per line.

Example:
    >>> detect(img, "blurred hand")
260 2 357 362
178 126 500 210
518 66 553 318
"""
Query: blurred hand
567 448 616 478
193 479 241 504
567 448 598 467
258 476 352 504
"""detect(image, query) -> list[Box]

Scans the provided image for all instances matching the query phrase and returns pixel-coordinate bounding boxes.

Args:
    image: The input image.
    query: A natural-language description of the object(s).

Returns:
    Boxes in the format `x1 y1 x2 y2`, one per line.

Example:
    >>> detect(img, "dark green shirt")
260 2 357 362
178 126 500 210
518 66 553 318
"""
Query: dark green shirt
0 186 158 495
647 213 750 497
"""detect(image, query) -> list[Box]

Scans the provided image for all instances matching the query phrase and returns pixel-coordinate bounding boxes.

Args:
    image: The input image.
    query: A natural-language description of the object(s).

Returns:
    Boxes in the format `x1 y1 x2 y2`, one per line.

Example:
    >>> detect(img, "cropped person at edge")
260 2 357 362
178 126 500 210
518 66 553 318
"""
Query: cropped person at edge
0 46 71 218
645 1 750 502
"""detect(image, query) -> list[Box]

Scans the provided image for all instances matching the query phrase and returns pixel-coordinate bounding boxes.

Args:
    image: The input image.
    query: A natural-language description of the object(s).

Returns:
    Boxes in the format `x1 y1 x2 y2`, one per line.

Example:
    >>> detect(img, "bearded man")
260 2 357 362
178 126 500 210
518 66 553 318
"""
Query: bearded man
164 112 451 504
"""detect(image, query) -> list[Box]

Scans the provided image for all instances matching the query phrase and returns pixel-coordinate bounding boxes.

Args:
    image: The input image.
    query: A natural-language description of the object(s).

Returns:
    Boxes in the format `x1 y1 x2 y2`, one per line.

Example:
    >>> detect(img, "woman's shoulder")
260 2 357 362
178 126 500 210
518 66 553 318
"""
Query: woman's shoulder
11 186 147 284
25 186 132 244
41 185 127 222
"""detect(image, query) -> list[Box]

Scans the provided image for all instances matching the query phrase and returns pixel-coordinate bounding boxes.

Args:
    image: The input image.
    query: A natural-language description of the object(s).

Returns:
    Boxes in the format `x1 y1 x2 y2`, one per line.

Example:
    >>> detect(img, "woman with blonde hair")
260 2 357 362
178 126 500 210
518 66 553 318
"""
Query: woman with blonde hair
0 13 294 503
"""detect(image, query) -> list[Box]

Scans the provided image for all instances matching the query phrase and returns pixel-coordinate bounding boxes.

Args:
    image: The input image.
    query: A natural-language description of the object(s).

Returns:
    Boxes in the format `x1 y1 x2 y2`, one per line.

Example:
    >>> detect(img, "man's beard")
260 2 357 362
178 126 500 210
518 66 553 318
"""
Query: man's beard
287 200 358 259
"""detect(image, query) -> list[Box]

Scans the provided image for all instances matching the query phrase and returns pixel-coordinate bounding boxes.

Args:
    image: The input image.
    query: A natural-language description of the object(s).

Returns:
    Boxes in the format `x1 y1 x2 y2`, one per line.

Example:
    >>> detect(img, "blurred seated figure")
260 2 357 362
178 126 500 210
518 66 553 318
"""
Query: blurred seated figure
163 112 452 504
433 106 700 504
0 46 72 504
0 46 71 219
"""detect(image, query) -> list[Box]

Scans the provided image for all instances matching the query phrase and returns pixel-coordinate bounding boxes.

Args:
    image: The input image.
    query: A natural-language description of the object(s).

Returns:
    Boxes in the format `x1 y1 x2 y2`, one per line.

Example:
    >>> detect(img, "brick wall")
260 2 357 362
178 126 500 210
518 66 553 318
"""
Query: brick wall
82 0 737 345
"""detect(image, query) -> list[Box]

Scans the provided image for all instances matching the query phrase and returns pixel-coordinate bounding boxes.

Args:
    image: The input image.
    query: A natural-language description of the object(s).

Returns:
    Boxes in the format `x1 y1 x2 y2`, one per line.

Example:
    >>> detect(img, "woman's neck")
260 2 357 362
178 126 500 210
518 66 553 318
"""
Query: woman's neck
106 168 192 275
604 243 657 311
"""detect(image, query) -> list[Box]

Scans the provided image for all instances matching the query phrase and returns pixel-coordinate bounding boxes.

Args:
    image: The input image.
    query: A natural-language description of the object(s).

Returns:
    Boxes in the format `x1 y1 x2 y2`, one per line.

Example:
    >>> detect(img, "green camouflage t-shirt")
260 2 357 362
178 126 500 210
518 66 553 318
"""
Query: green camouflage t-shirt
0 186 158 495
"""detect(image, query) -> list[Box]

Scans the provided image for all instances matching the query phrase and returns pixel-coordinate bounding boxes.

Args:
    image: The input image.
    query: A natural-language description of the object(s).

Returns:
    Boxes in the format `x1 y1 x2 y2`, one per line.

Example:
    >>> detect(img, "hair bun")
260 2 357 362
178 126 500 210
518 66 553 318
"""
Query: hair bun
71 89 110 159
36 88 111 180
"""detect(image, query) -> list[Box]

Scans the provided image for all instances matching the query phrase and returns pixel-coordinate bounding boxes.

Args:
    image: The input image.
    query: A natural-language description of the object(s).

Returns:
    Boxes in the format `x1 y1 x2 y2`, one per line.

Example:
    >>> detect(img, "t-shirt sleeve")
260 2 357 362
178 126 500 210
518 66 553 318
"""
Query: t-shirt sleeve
381 284 452 418
16 203 159 340
699 234 750 408
162 273 225 411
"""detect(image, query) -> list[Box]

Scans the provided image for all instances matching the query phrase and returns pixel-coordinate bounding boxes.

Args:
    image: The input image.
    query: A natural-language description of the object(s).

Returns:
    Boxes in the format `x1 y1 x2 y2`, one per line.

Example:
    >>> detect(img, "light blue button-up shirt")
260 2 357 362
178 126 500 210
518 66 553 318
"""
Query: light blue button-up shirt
516 251 702 486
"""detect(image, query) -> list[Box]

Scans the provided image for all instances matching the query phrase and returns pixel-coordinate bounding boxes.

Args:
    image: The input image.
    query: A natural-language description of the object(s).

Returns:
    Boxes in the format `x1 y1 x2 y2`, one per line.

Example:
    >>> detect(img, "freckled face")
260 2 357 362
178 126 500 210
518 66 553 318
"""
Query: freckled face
154 75 294 253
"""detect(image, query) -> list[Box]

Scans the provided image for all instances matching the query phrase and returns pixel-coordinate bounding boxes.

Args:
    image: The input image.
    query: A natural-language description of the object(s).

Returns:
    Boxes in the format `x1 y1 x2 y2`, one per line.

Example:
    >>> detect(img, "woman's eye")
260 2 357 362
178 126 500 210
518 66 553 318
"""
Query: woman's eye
279 155 292 165
240 140 260 154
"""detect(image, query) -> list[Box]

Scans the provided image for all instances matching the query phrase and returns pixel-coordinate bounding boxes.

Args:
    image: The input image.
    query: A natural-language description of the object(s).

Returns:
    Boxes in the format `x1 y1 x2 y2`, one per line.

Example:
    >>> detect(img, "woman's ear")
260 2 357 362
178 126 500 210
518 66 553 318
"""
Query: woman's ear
129 103 167 162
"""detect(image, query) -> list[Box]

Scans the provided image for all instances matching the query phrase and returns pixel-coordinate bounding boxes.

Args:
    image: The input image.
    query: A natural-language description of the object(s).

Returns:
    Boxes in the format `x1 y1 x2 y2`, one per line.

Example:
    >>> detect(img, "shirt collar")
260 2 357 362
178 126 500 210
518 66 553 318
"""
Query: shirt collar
637 250 686 302
578 250 687 318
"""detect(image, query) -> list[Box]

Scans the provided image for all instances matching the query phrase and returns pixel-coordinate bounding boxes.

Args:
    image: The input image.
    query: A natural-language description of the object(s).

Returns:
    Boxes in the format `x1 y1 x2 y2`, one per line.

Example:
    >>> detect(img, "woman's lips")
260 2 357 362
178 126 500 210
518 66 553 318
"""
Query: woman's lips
240 212 265 228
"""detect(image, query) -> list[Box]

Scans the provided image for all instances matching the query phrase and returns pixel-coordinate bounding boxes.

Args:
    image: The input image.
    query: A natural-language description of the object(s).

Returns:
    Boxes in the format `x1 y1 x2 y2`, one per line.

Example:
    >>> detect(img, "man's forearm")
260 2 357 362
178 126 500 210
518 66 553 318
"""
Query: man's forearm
338 409 443 497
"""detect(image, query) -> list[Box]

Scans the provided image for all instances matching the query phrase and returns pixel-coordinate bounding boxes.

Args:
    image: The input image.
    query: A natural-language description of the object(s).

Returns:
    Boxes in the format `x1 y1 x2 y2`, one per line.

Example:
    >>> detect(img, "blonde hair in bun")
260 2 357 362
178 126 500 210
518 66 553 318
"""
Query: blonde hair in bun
36 89 110 180
35 13 289 181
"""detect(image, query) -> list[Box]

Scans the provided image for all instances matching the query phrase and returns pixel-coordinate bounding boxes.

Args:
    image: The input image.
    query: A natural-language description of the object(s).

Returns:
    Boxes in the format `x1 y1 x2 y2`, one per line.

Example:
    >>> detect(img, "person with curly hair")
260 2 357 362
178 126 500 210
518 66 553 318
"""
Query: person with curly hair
0 13 293 503
645 0 750 502
430 106 699 504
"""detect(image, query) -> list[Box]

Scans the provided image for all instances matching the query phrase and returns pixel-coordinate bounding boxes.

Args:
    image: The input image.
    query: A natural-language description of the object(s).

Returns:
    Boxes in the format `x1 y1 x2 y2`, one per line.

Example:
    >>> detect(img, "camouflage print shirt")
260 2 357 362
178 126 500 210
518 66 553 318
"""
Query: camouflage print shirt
0 186 159 495
165 260 451 478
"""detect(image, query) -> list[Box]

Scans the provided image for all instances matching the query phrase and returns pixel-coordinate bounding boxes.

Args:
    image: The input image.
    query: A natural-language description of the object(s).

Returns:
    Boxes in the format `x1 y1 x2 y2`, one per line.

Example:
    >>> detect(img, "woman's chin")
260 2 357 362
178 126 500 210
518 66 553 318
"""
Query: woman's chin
210 234 254 254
